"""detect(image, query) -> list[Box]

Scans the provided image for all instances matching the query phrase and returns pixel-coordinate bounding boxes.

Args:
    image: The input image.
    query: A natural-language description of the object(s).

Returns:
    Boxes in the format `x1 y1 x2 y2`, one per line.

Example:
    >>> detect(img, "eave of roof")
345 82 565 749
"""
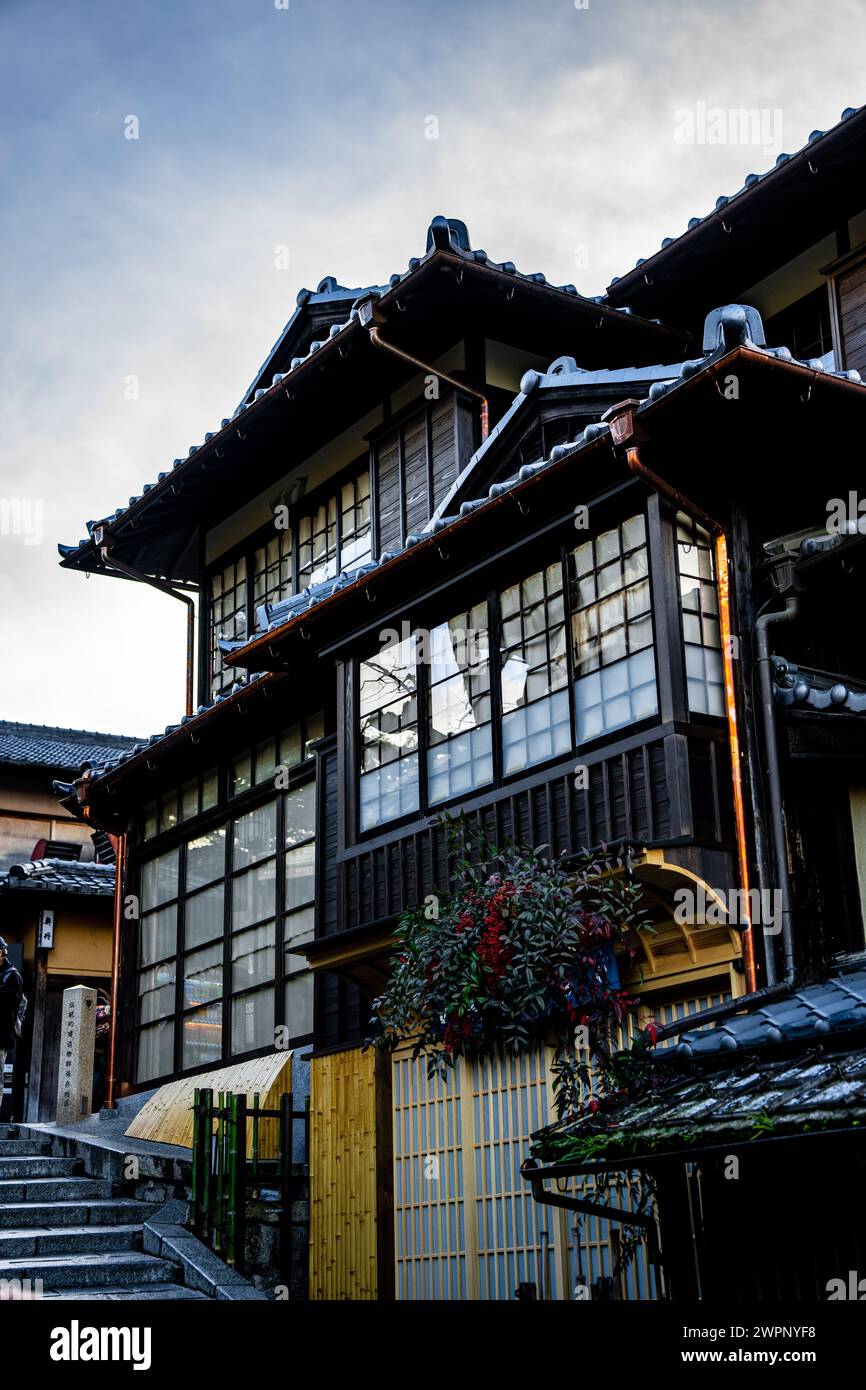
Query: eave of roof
773 660 866 716
528 965 866 1169
58 222 685 578
606 104 865 306
222 332 866 671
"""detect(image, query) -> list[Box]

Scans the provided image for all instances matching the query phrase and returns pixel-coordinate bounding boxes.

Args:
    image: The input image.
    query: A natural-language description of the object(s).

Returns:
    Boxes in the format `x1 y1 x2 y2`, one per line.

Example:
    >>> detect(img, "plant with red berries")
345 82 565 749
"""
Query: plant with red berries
370 815 652 1120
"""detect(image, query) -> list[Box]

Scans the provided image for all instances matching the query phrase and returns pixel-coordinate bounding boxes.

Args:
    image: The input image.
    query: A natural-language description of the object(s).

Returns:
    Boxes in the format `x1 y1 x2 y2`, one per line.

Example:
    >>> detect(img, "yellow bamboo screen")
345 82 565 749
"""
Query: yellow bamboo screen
309 1045 379 1300
124 1051 293 1158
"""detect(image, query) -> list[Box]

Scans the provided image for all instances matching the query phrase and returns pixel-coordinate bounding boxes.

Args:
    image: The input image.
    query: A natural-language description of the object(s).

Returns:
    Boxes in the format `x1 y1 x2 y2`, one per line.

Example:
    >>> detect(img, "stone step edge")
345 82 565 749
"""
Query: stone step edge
143 1200 271 1301
15 1124 192 1186
42 1285 210 1301
0 1224 143 1242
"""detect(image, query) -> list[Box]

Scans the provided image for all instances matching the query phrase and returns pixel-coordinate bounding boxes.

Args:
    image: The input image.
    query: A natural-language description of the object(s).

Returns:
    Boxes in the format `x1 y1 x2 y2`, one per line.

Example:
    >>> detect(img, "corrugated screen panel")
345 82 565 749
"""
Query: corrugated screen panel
310 1046 378 1299
393 1045 566 1300
471 1049 558 1300
430 393 457 508
393 1051 467 1300
392 986 732 1300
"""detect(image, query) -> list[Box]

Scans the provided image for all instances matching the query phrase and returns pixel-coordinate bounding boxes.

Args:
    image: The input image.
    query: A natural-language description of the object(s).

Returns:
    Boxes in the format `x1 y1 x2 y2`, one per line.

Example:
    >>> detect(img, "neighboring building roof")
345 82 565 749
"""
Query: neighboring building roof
606 104 865 305
0 722 142 772
529 965 866 1169
531 1043 866 1169
675 967 866 1057
0 858 116 897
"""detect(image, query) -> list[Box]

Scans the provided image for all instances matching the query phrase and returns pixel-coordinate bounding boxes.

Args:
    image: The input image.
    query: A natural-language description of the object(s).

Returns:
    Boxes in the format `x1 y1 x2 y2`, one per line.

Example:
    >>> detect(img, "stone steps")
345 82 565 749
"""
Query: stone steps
0 1155 82 1179
0 1198 155 1229
0 1224 143 1259
0 1125 261 1300
0 1175 116 1202
0 1250 180 1290
43 1284 210 1301
0 1139 50 1157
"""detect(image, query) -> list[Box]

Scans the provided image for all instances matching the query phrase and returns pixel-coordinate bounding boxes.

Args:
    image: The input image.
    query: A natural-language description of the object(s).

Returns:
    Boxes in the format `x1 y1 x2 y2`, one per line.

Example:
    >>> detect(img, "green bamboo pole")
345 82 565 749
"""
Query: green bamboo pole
191 1087 201 1221
227 1092 240 1267
201 1089 213 1243
215 1090 226 1253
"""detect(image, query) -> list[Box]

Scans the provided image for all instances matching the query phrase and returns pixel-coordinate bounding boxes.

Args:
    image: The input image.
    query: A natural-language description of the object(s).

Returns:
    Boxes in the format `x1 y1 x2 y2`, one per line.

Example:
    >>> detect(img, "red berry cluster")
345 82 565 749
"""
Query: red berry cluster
476 882 516 985
443 1016 473 1058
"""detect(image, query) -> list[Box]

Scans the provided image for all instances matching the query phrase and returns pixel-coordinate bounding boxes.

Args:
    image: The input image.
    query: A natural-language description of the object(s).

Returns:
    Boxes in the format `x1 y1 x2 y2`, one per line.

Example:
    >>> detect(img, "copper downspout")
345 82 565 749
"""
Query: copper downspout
366 324 489 441
106 830 126 1109
95 531 195 718
624 444 758 992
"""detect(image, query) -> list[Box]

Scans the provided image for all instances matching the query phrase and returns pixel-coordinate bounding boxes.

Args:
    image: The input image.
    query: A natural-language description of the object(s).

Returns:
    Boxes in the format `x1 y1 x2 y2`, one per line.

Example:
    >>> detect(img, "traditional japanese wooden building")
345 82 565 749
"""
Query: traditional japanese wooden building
57 103 866 1298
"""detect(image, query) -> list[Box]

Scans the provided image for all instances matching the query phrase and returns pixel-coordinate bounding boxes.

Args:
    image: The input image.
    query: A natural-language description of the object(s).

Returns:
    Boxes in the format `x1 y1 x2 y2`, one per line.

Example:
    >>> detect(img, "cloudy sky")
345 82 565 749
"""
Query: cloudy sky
1 0 864 738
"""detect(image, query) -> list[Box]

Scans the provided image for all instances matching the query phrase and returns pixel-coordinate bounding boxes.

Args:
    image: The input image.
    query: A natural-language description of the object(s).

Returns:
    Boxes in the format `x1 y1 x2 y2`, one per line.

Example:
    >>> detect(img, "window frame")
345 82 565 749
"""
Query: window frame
130 727 322 1086
352 505 672 839
205 455 371 702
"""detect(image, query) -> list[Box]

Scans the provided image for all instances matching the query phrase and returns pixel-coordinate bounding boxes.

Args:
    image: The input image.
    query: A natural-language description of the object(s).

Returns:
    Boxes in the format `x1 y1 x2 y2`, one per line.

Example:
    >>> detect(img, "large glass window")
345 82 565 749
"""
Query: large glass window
135 781 315 1083
676 512 724 716
340 472 373 571
765 287 835 371
359 635 420 831
427 604 493 805
136 848 180 1083
570 515 658 742
355 511 663 832
209 468 370 698
500 565 570 775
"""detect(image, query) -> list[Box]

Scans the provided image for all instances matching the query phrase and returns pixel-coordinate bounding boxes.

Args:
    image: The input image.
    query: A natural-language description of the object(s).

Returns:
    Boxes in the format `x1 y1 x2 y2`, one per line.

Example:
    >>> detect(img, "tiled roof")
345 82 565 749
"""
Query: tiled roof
58 215 673 567
237 276 390 410
773 660 866 716
0 858 116 897
676 966 866 1057
0 722 141 771
606 105 863 293
234 301 862 648
70 301 866 796
529 965 866 1167
530 1044 866 1168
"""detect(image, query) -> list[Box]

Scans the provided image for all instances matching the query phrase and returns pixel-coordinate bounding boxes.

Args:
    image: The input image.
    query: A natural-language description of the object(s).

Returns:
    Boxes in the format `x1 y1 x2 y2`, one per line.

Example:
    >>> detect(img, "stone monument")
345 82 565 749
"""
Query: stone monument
55 985 97 1125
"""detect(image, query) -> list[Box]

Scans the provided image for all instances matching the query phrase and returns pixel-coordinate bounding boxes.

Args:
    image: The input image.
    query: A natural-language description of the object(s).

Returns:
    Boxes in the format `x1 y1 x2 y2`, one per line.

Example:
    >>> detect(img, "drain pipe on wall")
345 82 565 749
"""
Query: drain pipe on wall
357 295 489 442
95 526 196 718
106 831 126 1109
